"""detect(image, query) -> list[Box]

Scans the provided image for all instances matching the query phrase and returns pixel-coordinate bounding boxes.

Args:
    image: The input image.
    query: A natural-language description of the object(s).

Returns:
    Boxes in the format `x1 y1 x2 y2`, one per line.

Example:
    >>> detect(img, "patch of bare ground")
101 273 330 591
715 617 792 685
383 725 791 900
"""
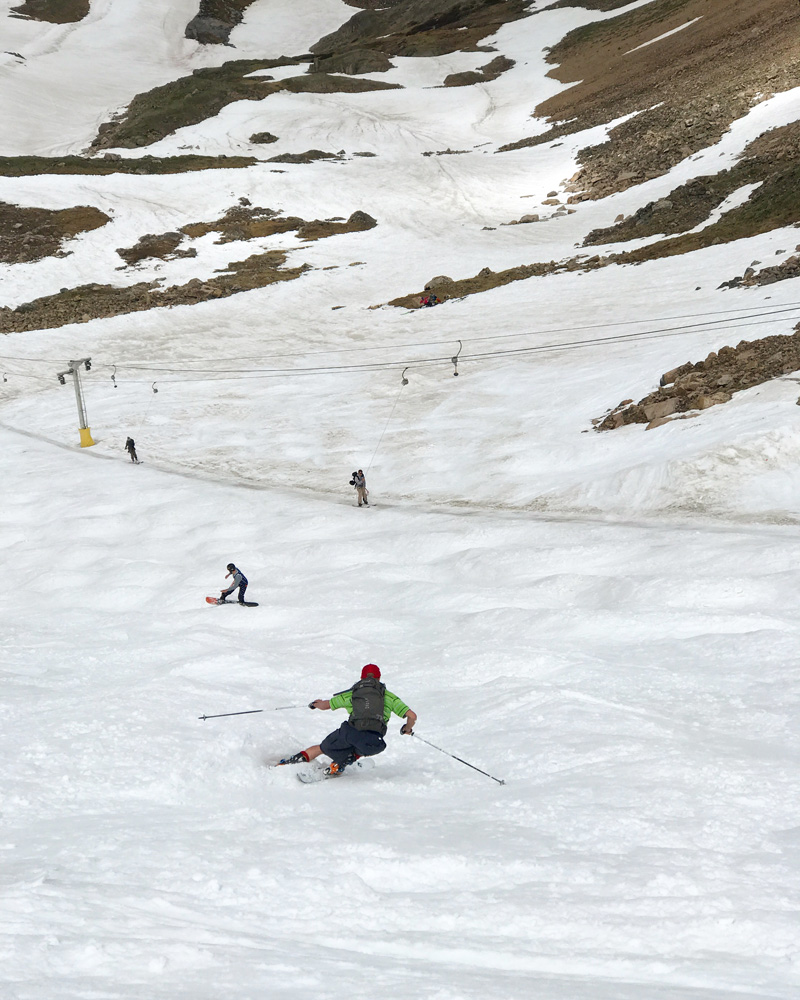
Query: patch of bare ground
343 0 405 8
597 328 800 431
443 55 514 88
0 154 256 176
309 49 393 75
550 0 635 10
387 261 571 309
179 203 377 243
90 64 399 150
185 1 257 44
421 149 469 156
584 120 800 254
266 149 341 164
295 211 377 242
0 202 109 265
10 0 89 23
116 233 198 267
499 0 800 201
310 0 533 59
0 252 309 335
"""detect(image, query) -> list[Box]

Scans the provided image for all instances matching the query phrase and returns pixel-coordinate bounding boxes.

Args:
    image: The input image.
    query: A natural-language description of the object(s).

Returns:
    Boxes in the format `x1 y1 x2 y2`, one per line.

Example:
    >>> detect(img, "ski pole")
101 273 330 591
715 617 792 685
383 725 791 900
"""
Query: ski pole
198 706 303 721
411 733 505 785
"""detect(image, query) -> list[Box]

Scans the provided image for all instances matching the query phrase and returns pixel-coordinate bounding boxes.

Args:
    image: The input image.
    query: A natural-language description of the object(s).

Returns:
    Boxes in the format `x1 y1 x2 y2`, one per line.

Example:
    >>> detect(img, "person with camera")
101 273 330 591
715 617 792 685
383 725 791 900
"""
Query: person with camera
350 468 369 506
278 664 417 776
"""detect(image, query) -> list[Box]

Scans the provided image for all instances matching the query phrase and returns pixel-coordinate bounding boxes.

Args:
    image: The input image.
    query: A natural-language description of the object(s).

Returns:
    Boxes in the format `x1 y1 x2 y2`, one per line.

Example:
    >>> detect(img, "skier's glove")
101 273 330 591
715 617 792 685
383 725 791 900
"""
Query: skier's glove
308 701 316 709
400 723 414 735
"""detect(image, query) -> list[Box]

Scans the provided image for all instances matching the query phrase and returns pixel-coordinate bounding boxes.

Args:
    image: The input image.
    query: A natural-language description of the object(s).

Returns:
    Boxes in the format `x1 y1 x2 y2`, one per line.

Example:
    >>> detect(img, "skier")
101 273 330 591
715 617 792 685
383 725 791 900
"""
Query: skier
350 469 369 506
219 563 248 604
124 436 139 463
279 663 417 775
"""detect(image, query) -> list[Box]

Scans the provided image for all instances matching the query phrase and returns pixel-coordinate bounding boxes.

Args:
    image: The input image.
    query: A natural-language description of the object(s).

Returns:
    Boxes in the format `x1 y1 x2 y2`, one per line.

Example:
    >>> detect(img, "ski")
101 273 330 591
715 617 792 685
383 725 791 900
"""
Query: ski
205 596 259 606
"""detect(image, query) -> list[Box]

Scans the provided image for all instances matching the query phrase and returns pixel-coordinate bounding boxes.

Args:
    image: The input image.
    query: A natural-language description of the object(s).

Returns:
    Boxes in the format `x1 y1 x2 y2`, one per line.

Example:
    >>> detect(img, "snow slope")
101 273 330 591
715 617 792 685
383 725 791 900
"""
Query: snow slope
2 1 800 998
3 428 799 1000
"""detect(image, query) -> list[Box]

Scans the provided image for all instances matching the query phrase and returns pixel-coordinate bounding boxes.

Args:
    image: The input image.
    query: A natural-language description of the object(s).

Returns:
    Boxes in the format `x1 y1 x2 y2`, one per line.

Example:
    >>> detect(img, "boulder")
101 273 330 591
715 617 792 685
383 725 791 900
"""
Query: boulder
693 392 732 410
425 275 455 290
643 398 680 422
660 362 692 386
646 415 674 431
346 210 377 230
185 16 231 44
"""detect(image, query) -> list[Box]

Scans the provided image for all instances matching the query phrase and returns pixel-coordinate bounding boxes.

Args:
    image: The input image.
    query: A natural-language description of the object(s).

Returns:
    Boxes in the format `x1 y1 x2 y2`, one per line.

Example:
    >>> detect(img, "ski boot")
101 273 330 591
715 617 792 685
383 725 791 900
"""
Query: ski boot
277 751 309 766
324 753 358 777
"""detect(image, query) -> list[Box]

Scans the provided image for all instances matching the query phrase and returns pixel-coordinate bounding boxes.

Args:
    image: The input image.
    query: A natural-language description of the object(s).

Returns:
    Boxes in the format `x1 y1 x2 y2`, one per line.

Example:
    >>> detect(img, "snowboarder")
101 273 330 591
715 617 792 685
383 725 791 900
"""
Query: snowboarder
219 563 248 604
279 664 417 775
124 436 139 463
350 469 369 506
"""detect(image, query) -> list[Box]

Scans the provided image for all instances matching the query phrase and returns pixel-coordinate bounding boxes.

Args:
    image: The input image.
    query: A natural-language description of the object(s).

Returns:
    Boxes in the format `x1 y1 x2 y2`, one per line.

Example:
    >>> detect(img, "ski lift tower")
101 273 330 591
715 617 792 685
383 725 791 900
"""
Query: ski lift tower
57 358 95 447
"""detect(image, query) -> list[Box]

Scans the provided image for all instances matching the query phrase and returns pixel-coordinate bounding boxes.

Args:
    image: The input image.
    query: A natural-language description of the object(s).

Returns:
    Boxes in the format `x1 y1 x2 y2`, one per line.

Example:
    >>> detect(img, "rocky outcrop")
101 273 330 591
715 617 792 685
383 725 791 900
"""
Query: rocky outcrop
597 331 800 431
296 211 377 241
185 1 257 45
249 132 278 144
179 204 377 243
311 0 532 59
266 150 341 165
720 250 800 289
309 49 393 75
443 55 514 87
10 0 89 23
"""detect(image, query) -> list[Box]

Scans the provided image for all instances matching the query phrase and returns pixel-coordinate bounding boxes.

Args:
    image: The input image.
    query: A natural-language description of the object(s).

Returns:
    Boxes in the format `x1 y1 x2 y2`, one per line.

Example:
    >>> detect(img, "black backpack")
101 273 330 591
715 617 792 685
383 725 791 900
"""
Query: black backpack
349 677 387 735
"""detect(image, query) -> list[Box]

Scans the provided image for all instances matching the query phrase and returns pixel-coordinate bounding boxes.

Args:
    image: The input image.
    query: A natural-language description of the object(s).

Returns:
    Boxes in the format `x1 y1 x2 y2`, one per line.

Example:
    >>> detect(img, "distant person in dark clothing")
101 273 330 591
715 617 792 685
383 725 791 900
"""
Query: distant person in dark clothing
125 437 139 463
219 563 248 604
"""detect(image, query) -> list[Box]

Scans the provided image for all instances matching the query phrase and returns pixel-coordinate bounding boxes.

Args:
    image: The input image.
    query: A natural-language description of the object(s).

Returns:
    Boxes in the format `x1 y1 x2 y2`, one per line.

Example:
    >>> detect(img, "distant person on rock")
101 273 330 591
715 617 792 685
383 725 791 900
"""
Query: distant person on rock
278 663 417 776
350 469 369 506
125 436 139 463
420 292 439 307
219 563 248 604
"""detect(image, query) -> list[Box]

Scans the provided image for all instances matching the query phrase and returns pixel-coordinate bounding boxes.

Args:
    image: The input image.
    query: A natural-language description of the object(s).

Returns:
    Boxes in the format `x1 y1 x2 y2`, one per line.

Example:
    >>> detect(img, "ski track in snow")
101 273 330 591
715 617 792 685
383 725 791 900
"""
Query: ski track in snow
2 1 800 998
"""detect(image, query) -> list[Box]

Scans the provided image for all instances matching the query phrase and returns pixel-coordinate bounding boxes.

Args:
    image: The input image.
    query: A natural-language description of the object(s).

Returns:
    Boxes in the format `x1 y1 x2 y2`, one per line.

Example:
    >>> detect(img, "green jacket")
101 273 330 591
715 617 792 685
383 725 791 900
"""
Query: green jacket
330 687 410 722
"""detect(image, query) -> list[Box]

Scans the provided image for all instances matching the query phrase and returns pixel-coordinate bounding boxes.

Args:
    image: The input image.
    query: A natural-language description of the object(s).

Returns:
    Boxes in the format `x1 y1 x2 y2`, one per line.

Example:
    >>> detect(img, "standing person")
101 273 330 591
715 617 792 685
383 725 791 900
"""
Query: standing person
124 436 139 464
350 468 369 507
219 563 248 604
278 664 417 775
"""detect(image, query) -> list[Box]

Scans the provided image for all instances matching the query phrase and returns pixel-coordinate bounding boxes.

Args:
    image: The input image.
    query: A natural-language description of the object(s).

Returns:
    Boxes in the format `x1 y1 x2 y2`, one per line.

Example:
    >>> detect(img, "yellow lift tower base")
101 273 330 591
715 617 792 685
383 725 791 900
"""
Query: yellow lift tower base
79 427 96 447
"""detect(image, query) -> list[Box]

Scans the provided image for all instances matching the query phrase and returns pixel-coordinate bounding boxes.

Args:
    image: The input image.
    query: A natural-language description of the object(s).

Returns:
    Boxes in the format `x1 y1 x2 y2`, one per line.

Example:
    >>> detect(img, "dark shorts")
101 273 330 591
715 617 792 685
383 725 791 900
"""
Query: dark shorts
320 721 386 765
